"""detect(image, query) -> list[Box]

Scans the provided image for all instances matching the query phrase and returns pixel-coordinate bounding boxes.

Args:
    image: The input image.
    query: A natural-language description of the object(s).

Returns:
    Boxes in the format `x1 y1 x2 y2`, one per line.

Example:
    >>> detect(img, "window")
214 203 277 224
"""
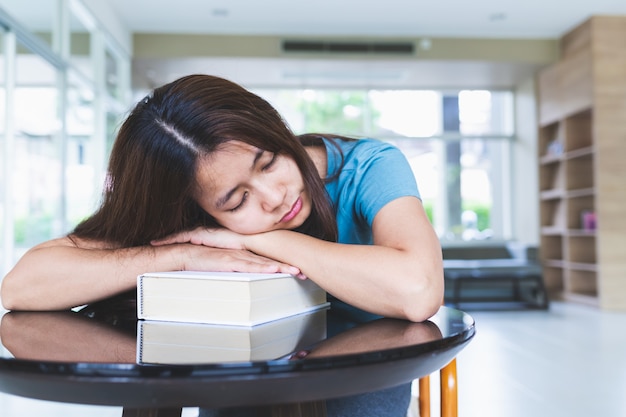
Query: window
255 87 514 242
0 1 130 273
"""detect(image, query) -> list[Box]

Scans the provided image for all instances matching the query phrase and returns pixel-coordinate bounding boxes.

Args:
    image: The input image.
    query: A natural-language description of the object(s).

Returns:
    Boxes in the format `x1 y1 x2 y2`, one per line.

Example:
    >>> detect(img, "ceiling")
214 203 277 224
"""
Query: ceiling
108 0 626 91
105 0 626 39
6 0 626 90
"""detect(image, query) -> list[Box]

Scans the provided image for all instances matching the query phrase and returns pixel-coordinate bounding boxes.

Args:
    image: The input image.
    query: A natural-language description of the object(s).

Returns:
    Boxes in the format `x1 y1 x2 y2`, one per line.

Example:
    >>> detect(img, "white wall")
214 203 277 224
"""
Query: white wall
512 76 540 246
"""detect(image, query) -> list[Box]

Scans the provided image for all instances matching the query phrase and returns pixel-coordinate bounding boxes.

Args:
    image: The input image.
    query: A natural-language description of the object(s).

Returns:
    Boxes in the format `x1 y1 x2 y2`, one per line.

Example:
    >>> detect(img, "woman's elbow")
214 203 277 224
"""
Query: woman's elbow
400 272 445 322
0 275 20 311
1 268 37 311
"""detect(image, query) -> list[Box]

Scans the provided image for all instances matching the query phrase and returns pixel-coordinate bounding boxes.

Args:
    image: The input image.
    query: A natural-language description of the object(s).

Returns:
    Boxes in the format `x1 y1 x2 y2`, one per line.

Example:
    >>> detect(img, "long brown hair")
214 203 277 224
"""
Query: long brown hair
73 74 337 247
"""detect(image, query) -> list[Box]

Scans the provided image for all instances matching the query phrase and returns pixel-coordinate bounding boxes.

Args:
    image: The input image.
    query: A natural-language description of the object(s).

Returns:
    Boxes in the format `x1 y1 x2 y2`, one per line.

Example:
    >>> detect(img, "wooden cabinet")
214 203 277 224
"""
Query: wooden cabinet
538 110 596 304
537 16 626 310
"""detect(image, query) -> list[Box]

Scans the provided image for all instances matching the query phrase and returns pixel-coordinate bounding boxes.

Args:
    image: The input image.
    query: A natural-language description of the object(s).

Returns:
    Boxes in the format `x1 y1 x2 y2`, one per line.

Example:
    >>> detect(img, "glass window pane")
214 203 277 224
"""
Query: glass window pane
369 90 442 138
384 138 439 224
458 90 514 136
0 29 5 265
256 88 368 136
66 70 96 227
69 9 91 79
391 137 510 241
0 0 56 49
459 138 498 240
13 45 63 253
105 48 120 99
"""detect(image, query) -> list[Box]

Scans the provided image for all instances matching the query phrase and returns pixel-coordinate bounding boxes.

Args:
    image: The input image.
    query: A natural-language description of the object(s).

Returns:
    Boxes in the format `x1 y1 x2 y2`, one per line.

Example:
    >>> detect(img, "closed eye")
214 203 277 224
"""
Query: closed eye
262 153 277 171
229 191 249 212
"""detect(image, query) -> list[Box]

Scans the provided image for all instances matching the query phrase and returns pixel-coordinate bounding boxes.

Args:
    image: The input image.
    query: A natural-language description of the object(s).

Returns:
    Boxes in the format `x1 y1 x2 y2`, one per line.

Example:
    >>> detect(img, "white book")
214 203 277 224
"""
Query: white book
137 307 328 364
137 271 329 326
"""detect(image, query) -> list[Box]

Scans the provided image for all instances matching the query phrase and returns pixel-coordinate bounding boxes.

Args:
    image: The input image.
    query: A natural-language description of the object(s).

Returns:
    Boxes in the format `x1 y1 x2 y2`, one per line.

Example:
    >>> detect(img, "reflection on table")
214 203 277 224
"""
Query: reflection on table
1 302 459 366
0 297 475 416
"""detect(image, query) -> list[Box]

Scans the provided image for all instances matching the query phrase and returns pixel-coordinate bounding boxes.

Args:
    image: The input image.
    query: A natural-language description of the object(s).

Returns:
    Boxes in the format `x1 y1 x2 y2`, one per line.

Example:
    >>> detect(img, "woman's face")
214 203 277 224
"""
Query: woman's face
194 141 312 234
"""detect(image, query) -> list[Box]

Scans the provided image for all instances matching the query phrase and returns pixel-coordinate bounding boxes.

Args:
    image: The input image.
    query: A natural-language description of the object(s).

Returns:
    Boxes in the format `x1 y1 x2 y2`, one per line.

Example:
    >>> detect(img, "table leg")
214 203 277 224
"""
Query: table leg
122 408 182 417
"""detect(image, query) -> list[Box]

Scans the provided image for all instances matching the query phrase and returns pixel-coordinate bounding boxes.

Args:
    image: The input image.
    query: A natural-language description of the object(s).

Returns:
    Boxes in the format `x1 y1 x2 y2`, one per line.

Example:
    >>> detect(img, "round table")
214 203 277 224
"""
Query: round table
0 299 475 417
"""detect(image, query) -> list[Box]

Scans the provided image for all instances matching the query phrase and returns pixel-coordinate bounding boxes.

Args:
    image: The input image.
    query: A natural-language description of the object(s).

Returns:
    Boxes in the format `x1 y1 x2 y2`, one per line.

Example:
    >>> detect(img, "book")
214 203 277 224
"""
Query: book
137 307 328 364
137 271 329 326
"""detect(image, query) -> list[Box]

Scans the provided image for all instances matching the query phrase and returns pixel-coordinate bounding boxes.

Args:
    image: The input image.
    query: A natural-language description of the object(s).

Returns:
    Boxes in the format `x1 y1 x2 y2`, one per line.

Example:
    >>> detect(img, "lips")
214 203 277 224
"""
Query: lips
280 197 302 223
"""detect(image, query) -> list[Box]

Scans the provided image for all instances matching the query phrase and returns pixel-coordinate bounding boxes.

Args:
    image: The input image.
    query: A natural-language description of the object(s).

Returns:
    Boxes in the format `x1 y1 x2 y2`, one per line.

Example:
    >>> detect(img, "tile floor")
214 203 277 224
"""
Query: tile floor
1 301 625 417
416 301 626 417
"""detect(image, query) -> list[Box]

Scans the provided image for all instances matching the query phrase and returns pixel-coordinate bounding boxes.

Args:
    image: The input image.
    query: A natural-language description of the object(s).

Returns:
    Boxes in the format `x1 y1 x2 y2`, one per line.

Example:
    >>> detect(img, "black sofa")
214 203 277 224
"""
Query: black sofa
442 243 548 310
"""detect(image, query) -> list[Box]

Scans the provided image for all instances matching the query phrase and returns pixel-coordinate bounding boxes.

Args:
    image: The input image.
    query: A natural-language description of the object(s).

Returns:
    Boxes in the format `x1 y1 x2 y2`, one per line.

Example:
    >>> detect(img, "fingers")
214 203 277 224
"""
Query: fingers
182 245 302 277
227 251 300 276
227 255 302 276
152 227 245 250
151 226 214 246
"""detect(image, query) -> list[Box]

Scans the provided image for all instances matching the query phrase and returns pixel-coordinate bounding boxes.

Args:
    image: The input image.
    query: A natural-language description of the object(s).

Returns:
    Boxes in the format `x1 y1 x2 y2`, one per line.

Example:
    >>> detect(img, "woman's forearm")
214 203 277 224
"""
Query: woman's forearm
1 236 303 311
244 230 443 322
0 239 174 311
243 198 444 322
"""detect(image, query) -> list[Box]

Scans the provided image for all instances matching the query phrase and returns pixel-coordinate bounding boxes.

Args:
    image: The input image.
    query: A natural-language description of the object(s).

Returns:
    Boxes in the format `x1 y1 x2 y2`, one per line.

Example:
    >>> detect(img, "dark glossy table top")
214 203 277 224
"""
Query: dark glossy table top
0 297 475 408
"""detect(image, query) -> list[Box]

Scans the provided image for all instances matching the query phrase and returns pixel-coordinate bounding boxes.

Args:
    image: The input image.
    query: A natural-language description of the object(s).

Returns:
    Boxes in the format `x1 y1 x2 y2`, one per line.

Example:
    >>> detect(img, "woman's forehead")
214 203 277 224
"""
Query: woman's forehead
213 140 260 155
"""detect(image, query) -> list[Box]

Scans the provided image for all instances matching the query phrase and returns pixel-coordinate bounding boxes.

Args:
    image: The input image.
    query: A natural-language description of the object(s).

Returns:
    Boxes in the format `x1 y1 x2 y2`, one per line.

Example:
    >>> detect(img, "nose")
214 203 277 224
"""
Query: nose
256 181 285 212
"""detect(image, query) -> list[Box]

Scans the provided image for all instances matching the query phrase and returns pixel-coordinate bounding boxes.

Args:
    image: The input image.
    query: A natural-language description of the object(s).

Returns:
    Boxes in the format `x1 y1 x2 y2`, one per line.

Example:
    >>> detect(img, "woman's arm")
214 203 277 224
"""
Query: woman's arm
250 197 444 322
154 197 444 322
0 237 301 311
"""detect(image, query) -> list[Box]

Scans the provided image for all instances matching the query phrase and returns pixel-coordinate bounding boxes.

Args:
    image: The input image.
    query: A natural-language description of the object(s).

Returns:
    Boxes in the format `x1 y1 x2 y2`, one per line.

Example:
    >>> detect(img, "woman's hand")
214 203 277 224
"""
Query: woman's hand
177 243 301 276
155 228 306 278
152 227 247 250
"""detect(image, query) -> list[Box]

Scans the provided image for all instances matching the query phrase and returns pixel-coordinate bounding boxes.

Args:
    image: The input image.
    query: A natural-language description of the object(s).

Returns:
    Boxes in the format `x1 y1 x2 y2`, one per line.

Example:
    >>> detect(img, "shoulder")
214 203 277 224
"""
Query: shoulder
328 137 396 154
327 137 403 167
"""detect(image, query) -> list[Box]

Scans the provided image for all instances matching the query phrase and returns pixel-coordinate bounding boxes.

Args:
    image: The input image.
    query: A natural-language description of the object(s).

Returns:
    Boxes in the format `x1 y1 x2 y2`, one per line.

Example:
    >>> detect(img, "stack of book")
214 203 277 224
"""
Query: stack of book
136 271 330 364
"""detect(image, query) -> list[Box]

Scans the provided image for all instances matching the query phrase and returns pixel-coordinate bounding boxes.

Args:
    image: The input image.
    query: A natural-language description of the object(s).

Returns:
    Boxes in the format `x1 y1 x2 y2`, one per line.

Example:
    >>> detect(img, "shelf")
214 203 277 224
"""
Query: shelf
540 235 563 260
541 226 565 235
537 16 626 310
567 229 596 237
566 195 595 230
565 154 594 190
543 259 566 268
563 110 593 151
562 292 599 307
539 154 562 165
540 199 566 229
566 188 594 198
567 262 597 272
540 189 564 200
539 162 565 191
565 146 593 160
541 264 565 293
567 268 597 300
540 188 594 201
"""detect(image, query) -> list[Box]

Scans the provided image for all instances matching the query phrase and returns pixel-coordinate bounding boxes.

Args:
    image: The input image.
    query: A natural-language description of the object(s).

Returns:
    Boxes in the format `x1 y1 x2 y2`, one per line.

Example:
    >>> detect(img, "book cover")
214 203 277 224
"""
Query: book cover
136 307 328 364
137 271 328 326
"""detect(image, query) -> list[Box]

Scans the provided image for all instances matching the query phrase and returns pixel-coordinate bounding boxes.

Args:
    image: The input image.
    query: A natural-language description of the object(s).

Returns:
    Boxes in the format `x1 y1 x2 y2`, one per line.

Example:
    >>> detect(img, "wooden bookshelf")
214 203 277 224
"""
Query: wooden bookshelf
536 16 626 310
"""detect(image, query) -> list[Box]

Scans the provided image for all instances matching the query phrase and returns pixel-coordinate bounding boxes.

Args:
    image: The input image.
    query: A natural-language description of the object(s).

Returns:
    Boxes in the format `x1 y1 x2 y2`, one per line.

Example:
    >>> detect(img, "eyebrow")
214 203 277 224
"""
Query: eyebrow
214 148 265 209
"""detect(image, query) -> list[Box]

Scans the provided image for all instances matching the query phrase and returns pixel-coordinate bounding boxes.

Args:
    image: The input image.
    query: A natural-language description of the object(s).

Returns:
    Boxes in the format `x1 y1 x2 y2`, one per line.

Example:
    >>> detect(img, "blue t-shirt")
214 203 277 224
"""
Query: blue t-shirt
323 138 421 245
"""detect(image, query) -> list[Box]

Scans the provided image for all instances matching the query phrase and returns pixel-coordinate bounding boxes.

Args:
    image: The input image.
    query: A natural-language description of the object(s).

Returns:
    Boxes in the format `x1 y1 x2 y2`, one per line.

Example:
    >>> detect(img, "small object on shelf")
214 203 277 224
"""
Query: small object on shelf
581 210 596 231
546 140 563 157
